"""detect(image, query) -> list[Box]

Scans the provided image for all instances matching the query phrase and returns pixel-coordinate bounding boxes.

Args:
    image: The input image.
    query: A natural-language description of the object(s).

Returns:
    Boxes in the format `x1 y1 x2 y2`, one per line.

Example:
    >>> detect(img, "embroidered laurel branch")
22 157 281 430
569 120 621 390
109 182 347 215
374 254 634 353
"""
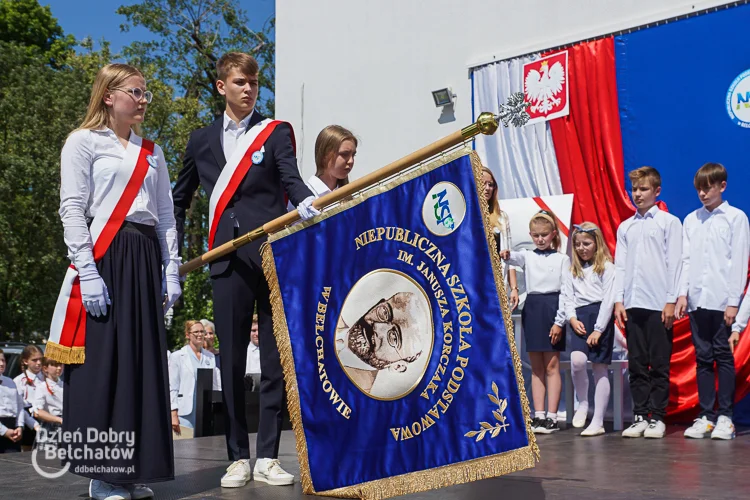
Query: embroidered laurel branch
464 381 510 442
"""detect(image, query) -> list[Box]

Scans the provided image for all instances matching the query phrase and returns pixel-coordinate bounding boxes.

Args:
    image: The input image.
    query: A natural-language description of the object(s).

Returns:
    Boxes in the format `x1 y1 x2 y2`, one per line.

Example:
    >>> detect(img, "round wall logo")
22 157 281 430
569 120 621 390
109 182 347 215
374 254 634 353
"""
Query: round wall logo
726 69 750 128
422 182 466 236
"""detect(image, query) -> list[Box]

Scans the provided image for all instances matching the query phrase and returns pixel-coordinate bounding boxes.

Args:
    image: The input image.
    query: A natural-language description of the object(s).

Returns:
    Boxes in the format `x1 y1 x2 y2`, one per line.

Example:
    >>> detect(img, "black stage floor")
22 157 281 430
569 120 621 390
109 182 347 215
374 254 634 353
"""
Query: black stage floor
2 424 749 500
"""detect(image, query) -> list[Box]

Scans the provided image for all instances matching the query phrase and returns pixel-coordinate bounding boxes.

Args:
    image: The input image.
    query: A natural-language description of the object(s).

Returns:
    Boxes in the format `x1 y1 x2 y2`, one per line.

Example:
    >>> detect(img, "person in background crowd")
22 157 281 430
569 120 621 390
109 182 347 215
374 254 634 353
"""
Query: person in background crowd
33 358 64 450
562 223 616 437
308 125 357 197
170 320 219 439
13 345 44 451
482 166 519 310
201 319 220 364
676 162 749 440
616 166 682 440
0 349 39 453
500 210 569 434
245 316 261 392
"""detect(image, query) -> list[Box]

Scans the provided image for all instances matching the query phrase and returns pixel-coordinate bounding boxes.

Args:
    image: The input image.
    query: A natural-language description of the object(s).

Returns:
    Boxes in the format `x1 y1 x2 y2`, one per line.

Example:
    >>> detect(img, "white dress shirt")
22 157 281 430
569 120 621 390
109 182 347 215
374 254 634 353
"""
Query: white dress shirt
59 129 179 272
221 111 254 159
32 378 64 418
307 175 333 198
0 375 25 436
507 249 570 326
562 261 616 333
679 202 750 312
614 206 682 311
13 370 44 409
732 292 750 333
245 343 261 375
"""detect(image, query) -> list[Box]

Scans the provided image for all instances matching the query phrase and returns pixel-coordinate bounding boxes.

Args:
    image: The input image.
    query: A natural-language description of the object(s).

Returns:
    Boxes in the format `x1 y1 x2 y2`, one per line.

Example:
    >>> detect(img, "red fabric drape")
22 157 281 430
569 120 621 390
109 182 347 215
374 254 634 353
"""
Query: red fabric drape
545 36 750 421
546 37 633 255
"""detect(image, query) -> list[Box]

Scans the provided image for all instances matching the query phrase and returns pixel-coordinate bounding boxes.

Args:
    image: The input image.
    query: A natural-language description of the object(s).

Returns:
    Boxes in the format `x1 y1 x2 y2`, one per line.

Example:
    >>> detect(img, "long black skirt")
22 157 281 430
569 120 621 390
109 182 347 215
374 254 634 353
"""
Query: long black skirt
62 222 174 484
522 292 566 352
569 302 615 364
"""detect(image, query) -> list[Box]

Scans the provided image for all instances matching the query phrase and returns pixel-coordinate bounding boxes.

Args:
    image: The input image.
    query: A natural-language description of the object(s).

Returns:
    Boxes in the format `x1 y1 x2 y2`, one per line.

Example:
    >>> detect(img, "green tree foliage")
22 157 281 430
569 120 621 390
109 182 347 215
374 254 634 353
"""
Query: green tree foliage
0 0 75 64
117 0 274 347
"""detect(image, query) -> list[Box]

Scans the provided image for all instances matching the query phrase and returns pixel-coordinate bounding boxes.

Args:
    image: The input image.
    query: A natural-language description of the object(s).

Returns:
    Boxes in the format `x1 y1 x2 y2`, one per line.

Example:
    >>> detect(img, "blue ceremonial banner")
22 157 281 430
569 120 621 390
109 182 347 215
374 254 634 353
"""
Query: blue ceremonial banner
262 150 537 499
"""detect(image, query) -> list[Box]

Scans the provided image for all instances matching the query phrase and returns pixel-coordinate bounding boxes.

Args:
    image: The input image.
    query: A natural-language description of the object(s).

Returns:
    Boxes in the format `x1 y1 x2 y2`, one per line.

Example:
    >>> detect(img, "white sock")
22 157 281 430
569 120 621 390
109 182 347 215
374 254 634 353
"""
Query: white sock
547 412 558 422
590 364 610 429
571 351 589 415
535 411 546 420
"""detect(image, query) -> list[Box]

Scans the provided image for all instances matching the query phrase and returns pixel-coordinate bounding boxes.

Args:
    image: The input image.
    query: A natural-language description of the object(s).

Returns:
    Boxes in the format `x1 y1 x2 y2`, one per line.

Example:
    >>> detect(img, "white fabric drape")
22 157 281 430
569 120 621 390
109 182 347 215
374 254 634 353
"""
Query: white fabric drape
472 54 563 199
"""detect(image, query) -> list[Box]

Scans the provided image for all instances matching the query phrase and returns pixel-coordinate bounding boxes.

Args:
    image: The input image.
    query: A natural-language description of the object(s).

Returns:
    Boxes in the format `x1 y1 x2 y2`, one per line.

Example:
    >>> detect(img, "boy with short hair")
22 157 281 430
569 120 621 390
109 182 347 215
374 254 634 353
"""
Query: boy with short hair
677 162 749 440
615 166 682 439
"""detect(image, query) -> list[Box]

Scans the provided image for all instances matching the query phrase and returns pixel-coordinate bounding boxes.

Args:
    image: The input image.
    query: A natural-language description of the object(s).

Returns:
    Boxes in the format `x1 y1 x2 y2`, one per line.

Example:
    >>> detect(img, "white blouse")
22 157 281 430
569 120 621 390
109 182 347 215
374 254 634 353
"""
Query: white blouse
32 378 64 418
562 261 616 333
59 128 179 272
508 249 570 326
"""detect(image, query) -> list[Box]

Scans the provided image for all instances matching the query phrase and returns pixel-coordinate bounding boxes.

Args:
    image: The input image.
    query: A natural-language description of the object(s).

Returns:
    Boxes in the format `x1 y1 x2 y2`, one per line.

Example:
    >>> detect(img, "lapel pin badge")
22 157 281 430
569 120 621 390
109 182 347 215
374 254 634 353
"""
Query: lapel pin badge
251 150 264 165
146 155 158 169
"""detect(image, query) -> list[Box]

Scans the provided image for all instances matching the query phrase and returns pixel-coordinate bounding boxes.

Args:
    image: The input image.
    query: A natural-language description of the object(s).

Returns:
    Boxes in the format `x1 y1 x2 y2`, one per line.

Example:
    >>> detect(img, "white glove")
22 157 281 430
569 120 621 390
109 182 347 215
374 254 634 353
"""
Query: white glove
78 263 111 317
162 261 182 313
297 195 321 221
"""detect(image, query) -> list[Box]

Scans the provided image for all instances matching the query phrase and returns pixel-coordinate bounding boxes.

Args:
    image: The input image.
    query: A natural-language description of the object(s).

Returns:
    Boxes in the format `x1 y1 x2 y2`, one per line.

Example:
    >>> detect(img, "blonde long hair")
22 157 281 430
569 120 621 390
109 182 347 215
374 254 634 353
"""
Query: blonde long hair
570 222 612 278
481 167 505 231
73 63 144 135
314 125 357 189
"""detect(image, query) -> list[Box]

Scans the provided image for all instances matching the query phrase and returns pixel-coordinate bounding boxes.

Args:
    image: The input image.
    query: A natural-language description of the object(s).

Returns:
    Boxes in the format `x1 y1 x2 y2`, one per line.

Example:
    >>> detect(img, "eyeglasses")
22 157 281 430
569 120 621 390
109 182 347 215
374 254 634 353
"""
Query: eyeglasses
189 329 206 337
112 87 153 103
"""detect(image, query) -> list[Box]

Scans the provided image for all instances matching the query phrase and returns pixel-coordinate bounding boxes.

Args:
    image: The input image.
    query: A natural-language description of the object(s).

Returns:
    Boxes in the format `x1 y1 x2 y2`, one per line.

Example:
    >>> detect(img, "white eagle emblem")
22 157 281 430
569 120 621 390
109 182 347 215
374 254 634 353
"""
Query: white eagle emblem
524 60 566 114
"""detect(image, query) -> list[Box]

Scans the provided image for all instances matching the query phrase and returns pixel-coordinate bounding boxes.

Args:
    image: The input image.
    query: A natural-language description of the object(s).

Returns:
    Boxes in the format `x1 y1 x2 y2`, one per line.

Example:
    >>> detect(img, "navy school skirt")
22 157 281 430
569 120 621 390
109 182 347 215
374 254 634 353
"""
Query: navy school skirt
522 292 566 352
63 221 174 484
569 301 615 364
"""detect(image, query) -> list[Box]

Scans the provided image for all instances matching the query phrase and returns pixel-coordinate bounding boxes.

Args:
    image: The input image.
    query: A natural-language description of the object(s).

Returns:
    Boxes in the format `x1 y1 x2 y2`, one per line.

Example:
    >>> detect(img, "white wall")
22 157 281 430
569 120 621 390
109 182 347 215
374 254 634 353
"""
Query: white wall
276 0 731 181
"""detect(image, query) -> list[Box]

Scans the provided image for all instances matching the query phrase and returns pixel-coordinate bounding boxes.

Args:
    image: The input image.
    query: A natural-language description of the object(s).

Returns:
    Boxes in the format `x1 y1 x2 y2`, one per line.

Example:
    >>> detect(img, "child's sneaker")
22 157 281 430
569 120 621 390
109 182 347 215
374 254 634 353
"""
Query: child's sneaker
530 417 544 433
644 419 666 439
534 418 560 434
710 416 735 440
622 415 648 438
684 416 714 439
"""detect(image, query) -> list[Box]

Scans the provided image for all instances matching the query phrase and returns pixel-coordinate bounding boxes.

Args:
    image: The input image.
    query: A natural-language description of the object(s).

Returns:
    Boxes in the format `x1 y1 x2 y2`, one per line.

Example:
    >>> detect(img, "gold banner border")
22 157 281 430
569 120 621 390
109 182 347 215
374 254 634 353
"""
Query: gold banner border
261 148 538 499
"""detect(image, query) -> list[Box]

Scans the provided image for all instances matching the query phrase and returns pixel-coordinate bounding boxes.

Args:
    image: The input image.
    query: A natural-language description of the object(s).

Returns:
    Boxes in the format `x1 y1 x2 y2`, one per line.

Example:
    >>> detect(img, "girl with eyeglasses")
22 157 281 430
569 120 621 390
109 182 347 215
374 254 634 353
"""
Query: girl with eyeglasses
500 210 569 434
561 222 616 436
49 63 180 500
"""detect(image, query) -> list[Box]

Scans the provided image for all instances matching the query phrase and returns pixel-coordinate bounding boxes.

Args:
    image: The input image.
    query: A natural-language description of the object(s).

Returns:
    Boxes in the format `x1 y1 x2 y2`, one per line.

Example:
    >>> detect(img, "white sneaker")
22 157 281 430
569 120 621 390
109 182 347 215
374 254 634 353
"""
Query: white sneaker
580 425 605 437
89 480 131 500
126 484 153 500
711 416 736 440
644 419 666 439
253 458 295 486
684 416 715 439
572 405 588 428
221 459 252 488
622 415 649 438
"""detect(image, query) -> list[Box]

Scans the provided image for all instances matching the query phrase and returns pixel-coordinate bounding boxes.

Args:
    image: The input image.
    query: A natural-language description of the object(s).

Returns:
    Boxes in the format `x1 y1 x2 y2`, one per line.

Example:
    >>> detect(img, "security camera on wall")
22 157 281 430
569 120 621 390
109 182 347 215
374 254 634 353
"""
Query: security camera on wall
432 87 456 107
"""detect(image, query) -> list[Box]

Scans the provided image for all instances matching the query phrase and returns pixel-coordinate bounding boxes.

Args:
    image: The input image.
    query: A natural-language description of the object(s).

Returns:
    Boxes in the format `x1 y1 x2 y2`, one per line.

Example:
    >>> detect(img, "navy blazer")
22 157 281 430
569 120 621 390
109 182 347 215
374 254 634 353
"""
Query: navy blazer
173 112 312 275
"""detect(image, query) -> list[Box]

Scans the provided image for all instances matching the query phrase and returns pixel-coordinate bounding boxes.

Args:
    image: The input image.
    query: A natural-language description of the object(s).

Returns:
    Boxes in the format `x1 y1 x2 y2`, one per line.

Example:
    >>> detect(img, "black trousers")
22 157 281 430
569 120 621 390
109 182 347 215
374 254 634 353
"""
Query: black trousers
688 309 735 420
626 308 673 421
212 256 284 460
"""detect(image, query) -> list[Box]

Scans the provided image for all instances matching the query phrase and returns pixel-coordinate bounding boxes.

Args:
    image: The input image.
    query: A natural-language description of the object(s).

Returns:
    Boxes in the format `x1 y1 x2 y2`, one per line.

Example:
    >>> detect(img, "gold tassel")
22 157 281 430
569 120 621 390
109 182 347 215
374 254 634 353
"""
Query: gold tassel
261 243 315 494
44 342 86 365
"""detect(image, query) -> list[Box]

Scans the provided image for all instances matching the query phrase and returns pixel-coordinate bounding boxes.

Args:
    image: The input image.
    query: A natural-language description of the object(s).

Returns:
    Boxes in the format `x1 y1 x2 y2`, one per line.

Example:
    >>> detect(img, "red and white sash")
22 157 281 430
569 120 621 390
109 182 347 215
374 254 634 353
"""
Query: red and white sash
46 135 155 365
208 119 291 249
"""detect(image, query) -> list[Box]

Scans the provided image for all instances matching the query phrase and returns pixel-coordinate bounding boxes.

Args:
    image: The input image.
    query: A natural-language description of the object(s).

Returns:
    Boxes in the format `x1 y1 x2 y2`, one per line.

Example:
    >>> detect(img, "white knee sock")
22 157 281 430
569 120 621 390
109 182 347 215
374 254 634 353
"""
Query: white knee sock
570 351 589 414
590 364 610 429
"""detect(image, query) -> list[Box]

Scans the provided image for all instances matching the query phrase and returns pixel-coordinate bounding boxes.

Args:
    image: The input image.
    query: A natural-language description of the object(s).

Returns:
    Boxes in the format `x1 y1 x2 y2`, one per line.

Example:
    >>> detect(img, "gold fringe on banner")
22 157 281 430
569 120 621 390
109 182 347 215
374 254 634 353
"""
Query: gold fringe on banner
44 342 85 365
261 148 537 499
